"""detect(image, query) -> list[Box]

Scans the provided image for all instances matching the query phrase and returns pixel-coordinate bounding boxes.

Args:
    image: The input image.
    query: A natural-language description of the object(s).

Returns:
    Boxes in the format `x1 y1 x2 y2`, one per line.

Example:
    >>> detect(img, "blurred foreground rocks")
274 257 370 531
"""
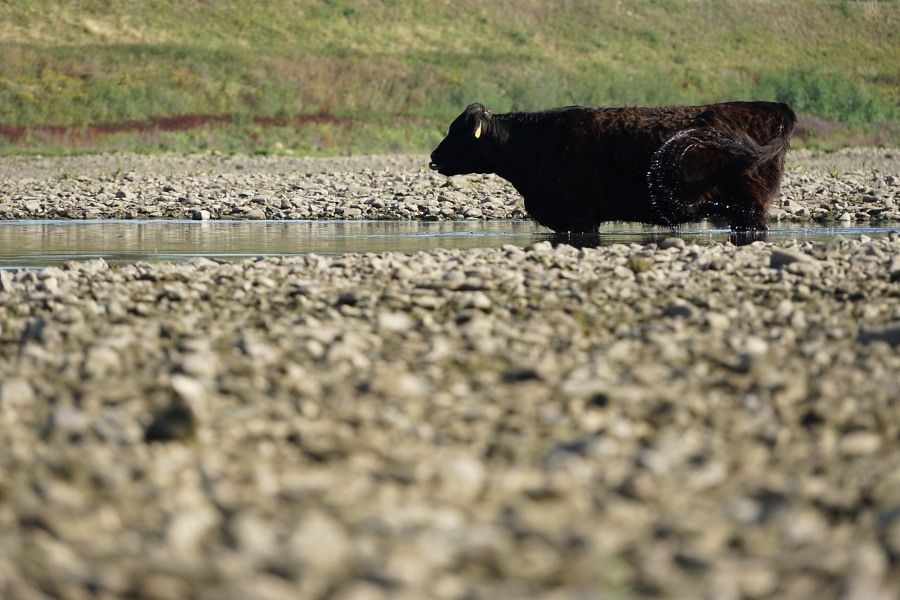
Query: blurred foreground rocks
2 233 900 597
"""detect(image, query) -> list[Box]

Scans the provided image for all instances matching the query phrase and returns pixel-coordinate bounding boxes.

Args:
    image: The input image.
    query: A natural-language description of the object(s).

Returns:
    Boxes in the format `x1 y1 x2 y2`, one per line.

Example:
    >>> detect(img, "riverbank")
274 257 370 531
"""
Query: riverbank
0 148 897 225
2 234 900 597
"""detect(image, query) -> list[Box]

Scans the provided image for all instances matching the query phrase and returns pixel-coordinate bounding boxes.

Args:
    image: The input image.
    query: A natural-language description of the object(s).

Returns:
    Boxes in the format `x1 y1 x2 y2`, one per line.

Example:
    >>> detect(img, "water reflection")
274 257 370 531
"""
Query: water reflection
0 219 896 268
548 229 772 248
0 220 548 267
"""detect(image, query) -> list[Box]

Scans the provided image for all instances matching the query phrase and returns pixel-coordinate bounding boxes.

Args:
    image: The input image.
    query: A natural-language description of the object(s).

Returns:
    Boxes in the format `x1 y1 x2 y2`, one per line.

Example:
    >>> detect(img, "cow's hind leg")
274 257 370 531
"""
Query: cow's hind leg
650 126 782 230
725 185 770 231
648 127 743 226
729 208 768 231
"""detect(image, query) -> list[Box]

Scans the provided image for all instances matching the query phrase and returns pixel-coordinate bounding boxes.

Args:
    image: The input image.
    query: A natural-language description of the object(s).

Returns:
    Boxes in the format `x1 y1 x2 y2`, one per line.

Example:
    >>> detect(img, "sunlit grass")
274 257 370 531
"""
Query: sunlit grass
0 0 896 153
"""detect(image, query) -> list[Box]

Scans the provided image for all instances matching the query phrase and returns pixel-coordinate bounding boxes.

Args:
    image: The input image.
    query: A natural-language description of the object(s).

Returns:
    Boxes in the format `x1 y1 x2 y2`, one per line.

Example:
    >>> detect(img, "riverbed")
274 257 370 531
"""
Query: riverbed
1 149 899 598
0 148 897 223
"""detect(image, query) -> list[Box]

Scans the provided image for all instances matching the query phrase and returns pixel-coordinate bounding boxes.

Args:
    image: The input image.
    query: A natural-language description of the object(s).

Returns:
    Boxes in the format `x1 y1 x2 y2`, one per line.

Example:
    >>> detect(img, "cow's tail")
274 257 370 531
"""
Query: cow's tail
750 102 796 167
648 113 794 226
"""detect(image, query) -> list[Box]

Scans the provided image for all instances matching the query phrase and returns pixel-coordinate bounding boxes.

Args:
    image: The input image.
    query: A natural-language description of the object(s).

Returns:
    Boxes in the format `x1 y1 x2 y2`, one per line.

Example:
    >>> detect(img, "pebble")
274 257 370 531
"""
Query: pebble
770 248 817 268
626 255 652 273
178 352 219 379
659 238 686 249
705 312 730 330
527 241 553 253
287 511 351 573
167 505 219 553
46 405 88 439
888 256 900 276
0 270 13 292
0 377 35 413
840 432 882 456
136 575 190 600
436 454 486 500
371 370 429 398
144 401 197 442
170 374 207 405
377 311 414 332
228 511 277 559
84 345 121 378
859 323 900 346
664 298 695 318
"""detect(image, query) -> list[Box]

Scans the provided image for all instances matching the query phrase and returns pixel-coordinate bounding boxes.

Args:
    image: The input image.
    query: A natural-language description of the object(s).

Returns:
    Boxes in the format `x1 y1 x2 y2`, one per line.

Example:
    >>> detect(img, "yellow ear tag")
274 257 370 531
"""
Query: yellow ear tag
474 123 482 139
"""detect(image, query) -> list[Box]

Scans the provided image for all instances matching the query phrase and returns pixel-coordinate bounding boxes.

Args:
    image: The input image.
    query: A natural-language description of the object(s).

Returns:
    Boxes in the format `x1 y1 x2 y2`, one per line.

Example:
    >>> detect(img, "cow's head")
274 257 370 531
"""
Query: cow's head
429 103 493 176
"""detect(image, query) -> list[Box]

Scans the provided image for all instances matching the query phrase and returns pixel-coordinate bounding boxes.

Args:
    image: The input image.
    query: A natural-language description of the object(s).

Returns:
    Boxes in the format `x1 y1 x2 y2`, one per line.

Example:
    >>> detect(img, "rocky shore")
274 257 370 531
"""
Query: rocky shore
2 233 900 597
0 148 897 224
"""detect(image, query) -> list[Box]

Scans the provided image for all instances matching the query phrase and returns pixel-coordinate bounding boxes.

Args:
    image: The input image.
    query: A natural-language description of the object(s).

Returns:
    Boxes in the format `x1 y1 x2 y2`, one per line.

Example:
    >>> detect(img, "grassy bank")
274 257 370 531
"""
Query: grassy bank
0 0 898 154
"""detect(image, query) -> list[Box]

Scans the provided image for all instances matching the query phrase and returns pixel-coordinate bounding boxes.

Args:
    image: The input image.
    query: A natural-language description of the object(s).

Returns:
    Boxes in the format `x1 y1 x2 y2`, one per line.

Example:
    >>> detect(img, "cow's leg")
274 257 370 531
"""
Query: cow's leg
730 211 769 231
727 169 775 231
727 189 769 231
567 219 599 234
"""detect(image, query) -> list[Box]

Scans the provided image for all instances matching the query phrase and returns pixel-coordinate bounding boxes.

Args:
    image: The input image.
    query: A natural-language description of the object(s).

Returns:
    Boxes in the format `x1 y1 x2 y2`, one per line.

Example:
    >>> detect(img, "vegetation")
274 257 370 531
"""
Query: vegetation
0 0 897 154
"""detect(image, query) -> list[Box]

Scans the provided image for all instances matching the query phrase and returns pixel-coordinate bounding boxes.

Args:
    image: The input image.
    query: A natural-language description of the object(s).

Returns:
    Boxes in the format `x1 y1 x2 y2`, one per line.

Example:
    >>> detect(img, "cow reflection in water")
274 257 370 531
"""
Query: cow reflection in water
544 229 769 249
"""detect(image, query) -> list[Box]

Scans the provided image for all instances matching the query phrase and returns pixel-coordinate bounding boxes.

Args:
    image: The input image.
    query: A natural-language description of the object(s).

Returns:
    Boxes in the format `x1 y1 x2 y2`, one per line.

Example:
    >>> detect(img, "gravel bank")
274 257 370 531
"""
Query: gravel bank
0 148 897 224
2 235 900 597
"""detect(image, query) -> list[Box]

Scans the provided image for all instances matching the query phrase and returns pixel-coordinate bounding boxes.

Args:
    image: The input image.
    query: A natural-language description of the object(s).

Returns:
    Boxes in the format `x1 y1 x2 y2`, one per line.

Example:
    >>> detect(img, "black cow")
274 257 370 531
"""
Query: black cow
429 101 796 232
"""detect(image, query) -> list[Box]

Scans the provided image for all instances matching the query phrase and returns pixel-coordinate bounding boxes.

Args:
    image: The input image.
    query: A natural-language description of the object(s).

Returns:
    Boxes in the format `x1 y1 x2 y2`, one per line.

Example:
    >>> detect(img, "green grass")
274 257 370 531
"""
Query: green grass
0 0 897 154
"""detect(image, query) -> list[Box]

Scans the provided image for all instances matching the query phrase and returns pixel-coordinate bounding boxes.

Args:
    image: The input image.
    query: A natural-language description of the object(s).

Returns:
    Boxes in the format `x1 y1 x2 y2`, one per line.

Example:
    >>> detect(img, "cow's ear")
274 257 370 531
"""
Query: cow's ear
473 122 482 139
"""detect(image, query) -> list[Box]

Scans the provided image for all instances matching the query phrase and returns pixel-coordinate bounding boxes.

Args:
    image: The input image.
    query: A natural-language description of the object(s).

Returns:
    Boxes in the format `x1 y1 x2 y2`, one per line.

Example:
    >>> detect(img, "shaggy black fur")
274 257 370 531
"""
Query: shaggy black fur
429 101 796 232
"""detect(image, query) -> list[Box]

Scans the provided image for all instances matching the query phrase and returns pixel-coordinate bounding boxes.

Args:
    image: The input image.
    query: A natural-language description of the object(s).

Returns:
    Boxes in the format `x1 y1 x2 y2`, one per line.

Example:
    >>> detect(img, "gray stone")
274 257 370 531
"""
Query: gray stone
888 257 900 282
0 270 13 292
144 401 196 442
659 237 686 249
287 511 351 572
167 504 219 553
46 405 88 439
859 323 900 346
0 378 35 418
664 298 695 318
135 575 189 600
770 248 818 269
228 511 277 559
84 345 120 378
527 240 553 253
462 292 492 310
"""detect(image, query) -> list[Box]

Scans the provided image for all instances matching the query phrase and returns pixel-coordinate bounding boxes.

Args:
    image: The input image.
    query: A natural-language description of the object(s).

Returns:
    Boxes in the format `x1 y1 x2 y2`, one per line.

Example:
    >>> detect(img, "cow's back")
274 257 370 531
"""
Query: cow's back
577 101 793 149
558 106 709 222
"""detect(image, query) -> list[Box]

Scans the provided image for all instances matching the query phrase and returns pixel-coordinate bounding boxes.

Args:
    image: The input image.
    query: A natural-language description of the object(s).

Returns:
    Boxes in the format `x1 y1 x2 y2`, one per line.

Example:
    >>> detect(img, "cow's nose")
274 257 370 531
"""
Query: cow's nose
428 161 438 170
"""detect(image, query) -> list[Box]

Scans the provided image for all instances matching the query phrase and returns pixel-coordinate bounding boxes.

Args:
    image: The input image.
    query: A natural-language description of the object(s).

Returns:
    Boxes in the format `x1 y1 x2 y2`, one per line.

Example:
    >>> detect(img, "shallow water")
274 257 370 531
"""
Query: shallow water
0 219 897 268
